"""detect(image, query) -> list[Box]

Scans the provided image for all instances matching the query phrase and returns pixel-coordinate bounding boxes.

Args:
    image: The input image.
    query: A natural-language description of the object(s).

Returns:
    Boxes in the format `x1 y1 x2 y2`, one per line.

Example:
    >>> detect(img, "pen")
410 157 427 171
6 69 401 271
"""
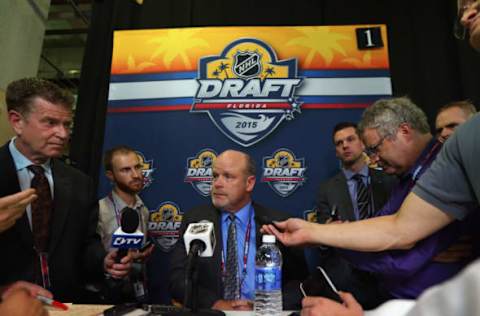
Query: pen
36 295 69 311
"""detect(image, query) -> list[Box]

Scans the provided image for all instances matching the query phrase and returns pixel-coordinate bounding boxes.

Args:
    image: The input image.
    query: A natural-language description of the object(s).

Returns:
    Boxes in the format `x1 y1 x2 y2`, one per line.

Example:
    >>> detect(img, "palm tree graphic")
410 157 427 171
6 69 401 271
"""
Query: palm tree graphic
149 29 209 69
287 27 350 66
264 66 276 79
218 61 230 78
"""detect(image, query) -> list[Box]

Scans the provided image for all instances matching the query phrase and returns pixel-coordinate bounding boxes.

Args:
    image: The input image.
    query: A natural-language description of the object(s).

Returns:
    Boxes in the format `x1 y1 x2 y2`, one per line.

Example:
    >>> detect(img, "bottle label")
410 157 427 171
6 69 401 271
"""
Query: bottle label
255 266 281 291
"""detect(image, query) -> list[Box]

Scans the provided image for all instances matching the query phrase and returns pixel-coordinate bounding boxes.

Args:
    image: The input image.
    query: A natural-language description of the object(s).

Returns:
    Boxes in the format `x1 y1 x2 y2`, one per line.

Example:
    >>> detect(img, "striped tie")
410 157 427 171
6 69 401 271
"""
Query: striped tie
353 174 371 219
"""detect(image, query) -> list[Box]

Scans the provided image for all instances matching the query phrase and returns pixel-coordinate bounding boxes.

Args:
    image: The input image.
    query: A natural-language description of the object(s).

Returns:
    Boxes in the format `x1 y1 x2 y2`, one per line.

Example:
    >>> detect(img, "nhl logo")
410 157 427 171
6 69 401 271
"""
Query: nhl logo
233 51 262 79
135 151 155 189
192 38 303 147
262 148 307 197
184 149 217 197
148 202 183 252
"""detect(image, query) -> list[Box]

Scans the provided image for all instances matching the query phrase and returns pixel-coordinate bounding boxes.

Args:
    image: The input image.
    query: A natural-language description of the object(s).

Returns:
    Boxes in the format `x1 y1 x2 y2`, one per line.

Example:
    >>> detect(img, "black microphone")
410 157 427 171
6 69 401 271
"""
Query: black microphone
189 240 207 257
121 207 140 233
181 221 225 316
111 207 142 263
255 214 278 227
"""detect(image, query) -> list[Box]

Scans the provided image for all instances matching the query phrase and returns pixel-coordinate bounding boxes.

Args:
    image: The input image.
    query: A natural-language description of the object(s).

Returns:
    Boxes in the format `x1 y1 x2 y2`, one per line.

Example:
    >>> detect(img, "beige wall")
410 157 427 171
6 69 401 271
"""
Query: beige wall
0 89 14 145
0 0 50 143
0 0 50 89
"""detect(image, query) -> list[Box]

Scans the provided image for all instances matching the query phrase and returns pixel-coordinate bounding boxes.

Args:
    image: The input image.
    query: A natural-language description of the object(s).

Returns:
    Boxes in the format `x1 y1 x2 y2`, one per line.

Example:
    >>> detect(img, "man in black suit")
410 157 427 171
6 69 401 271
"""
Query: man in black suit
315 122 396 308
0 78 132 302
0 191 53 315
169 150 307 311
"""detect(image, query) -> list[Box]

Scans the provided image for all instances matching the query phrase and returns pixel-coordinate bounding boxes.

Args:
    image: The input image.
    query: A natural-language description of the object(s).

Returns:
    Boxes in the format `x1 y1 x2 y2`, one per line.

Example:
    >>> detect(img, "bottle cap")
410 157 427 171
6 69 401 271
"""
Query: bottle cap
262 234 276 243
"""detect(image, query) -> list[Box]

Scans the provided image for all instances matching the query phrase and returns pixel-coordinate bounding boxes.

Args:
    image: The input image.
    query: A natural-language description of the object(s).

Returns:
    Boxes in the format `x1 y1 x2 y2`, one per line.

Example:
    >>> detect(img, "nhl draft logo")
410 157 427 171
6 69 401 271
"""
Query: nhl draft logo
184 149 217 197
148 202 183 252
135 151 155 189
192 38 303 147
262 148 307 197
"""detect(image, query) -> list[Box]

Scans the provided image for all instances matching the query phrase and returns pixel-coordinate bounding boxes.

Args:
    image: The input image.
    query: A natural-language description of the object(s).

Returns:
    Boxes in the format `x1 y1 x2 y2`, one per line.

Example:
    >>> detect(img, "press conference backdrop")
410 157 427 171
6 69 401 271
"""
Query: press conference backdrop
99 25 392 302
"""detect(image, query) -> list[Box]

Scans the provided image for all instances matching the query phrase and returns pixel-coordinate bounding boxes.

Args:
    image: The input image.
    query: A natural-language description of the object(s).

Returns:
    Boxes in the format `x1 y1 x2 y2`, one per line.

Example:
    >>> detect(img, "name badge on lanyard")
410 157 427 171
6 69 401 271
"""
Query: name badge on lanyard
39 252 51 289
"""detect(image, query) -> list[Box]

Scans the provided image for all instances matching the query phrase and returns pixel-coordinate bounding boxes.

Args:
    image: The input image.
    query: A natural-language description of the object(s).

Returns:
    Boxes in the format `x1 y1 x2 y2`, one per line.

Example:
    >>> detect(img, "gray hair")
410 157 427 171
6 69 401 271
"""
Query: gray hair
358 97 430 138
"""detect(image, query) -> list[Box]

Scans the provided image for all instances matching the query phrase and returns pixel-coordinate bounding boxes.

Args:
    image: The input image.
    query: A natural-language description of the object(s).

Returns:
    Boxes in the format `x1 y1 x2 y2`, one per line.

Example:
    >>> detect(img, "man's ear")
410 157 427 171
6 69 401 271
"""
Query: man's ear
246 175 256 193
106 170 114 182
397 122 412 136
8 110 24 135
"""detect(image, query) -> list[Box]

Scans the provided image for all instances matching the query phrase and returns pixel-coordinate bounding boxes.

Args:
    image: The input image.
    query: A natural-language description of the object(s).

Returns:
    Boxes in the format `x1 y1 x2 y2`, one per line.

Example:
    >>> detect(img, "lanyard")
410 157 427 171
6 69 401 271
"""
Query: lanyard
408 141 442 190
221 208 253 291
38 252 51 289
108 193 122 227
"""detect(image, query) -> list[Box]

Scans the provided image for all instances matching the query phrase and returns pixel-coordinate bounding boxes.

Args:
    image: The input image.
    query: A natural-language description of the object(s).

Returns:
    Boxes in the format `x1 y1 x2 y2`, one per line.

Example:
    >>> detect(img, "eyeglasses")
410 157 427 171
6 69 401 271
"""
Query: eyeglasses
364 135 387 157
454 0 479 40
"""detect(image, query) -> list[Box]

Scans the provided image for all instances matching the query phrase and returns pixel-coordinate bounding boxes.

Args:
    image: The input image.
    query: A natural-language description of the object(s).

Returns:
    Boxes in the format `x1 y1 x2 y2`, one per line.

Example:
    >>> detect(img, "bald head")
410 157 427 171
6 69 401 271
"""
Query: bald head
215 150 256 177
211 150 256 212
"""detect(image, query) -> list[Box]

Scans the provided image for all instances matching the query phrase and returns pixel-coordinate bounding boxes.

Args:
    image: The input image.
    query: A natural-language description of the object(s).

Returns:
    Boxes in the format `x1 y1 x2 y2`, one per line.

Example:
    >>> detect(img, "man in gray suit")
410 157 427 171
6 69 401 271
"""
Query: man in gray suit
314 122 396 308
317 122 396 223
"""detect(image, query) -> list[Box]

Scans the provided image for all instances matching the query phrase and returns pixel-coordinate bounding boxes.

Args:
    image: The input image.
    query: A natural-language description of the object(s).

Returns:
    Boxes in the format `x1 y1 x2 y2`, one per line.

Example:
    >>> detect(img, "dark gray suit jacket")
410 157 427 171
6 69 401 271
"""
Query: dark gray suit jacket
0 143 106 302
314 167 397 308
169 202 308 309
316 168 397 222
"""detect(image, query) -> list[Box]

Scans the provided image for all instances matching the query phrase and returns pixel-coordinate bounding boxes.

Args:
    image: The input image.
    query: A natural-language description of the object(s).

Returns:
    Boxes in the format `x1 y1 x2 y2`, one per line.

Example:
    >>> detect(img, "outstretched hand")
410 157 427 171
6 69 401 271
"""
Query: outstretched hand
1 281 52 300
0 189 37 233
261 218 317 247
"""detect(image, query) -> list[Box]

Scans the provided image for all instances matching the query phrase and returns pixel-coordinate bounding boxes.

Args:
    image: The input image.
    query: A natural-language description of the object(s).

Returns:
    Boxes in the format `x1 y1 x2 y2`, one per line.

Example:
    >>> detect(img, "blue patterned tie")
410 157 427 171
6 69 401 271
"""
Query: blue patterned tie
353 174 371 219
224 213 239 300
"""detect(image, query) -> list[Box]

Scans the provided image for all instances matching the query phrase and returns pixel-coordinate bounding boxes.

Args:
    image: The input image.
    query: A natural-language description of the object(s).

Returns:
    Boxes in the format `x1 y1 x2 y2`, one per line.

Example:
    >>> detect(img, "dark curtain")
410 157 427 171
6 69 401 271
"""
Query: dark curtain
71 0 480 184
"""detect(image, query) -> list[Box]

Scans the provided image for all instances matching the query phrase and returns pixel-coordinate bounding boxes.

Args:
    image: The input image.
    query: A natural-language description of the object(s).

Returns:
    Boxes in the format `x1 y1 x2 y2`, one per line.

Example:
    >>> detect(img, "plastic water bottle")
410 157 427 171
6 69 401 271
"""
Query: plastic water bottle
254 234 283 315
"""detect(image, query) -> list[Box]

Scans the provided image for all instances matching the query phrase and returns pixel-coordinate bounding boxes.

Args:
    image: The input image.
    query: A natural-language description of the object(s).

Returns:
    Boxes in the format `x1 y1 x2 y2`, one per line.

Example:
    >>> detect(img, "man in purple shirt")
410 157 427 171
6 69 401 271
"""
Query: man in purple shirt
334 97 475 299
314 122 396 308
266 2 480 314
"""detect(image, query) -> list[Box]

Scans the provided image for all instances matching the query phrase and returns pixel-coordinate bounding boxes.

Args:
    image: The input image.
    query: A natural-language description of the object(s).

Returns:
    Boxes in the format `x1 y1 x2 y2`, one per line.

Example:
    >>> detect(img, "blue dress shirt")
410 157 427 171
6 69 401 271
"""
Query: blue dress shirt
9 138 53 227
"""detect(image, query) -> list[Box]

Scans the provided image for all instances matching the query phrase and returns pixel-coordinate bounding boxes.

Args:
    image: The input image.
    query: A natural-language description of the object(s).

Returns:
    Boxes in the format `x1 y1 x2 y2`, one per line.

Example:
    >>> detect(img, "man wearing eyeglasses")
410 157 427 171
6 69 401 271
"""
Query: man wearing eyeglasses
313 122 396 308
265 2 480 315
265 98 478 314
320 97 474 302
